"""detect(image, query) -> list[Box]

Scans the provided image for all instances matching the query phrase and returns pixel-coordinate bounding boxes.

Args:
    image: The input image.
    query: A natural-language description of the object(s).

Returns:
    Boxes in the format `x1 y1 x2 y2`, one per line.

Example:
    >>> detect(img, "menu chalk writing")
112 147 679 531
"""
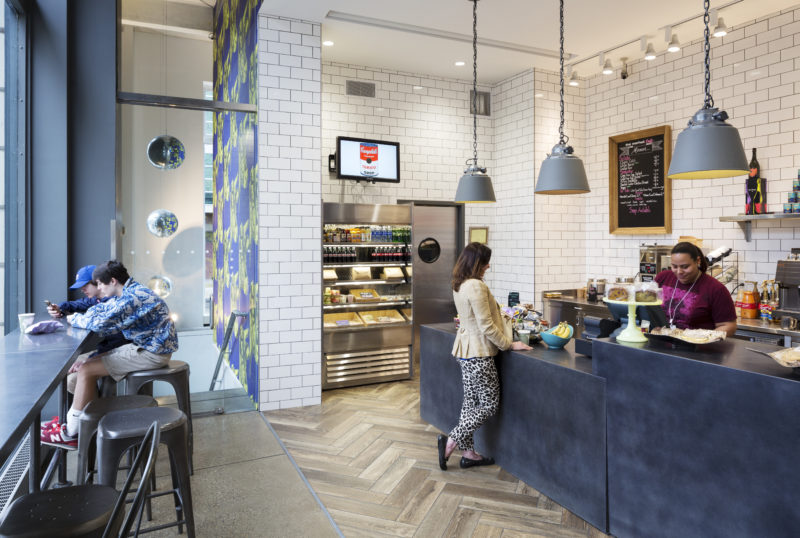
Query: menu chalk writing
609 126 672 234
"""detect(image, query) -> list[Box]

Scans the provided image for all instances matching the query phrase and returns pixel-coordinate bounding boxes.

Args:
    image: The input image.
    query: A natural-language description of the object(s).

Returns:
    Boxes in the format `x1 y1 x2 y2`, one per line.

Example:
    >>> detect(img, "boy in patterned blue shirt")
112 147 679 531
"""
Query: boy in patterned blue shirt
41 260 179 447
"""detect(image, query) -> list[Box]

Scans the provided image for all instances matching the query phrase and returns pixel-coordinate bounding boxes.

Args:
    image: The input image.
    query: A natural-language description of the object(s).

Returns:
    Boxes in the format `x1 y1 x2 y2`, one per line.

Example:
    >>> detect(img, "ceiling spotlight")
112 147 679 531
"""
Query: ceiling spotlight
413 85 423 90
644 43 656 61
454 61 465 66
602 59 613 75
568 71 579 86
667 34 681 53
713 17 728 37
322 40 334 47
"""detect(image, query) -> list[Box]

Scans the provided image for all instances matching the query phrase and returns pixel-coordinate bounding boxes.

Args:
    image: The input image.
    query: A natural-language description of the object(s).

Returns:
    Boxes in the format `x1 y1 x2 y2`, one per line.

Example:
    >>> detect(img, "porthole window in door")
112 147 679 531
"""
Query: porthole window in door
417 238 441 263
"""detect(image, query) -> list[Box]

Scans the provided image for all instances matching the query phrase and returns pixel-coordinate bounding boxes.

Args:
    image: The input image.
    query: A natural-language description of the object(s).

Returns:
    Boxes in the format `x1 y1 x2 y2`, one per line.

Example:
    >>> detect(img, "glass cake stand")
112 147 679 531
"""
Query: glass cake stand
603 298 662 343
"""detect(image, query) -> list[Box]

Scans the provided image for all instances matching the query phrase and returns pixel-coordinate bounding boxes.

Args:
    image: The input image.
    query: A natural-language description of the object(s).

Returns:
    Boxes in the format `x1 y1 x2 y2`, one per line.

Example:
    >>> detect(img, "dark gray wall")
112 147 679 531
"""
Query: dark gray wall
28 0 117 311
30 0 68 309
67 0 117 276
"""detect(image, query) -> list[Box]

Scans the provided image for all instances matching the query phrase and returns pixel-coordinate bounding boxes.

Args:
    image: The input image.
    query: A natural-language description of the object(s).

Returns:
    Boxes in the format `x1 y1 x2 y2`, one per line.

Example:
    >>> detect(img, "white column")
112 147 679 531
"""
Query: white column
258 13 322 409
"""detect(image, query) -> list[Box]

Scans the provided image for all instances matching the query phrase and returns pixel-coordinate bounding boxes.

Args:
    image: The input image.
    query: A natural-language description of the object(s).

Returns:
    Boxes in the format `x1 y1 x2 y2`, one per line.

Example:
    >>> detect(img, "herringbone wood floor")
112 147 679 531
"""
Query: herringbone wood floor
265 375 609 537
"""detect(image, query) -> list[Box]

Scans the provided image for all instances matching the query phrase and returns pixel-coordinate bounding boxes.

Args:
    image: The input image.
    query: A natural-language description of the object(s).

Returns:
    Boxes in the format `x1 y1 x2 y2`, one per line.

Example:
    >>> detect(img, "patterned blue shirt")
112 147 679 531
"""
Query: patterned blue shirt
70 279 178 355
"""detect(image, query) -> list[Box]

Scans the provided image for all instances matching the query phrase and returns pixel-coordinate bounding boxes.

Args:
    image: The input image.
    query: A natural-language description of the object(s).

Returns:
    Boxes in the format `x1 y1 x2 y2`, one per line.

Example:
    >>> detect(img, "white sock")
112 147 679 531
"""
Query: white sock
65 408 81 438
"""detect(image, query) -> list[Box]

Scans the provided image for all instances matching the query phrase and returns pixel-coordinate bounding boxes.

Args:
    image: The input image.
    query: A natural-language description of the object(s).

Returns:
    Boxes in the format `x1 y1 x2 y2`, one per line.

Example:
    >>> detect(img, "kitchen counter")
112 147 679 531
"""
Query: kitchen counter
544 292 800 342
420 323 607 531
593 337 800 538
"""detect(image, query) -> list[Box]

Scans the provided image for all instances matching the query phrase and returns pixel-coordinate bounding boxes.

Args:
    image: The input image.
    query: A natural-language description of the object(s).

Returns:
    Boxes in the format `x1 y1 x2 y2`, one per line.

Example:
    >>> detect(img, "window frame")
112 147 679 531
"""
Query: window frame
4 0 30 333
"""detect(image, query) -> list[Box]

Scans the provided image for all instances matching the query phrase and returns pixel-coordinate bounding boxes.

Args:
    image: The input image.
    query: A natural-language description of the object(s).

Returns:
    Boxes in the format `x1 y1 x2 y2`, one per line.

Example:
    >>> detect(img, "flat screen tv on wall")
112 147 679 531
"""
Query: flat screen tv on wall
336 136 400 183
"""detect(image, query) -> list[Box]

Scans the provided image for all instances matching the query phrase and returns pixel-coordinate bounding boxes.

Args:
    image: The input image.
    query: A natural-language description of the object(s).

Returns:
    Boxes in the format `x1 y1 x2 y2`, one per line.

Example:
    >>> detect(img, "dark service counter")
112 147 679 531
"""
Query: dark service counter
419 323 608 531
420 324 800 537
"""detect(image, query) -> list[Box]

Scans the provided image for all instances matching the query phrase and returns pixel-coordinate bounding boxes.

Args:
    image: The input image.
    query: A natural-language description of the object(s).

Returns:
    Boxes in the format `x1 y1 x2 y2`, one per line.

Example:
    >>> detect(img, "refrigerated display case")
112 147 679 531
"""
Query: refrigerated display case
322 202 413 389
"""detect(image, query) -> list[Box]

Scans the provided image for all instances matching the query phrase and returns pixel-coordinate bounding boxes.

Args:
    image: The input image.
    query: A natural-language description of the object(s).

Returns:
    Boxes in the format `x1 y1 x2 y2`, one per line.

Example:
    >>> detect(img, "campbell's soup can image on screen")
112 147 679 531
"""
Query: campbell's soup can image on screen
360 143 378 177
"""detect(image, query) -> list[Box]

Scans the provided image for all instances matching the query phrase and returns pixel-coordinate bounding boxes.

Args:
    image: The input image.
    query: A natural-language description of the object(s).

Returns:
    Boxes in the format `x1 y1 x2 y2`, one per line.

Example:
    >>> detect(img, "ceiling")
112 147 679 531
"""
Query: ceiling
261 0 800 83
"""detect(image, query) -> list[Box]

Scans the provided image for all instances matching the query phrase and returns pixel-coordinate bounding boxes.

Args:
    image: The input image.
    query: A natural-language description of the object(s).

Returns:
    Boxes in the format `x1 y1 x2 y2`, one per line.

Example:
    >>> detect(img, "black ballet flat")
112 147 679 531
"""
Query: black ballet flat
459 455 495 469
437 434 448 471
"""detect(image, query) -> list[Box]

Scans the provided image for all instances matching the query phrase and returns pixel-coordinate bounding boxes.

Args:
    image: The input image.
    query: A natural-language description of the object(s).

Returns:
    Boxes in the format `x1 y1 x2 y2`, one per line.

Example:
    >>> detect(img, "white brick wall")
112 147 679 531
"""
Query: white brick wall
320 61 496 246
490 70 535 304
533 70 587 309
258 13 322 410
581 6 800 288
256 7 800 410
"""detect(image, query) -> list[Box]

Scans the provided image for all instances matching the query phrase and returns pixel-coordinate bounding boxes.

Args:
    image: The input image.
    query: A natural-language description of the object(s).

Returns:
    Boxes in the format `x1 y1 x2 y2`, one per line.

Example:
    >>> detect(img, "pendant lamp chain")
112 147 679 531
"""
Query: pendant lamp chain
703 0 714 109
559 0 566 145
472 0 478 165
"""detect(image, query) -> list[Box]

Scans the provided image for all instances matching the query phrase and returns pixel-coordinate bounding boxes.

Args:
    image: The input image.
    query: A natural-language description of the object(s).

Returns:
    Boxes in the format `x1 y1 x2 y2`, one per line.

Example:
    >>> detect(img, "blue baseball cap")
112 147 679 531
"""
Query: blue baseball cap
69 265 97 289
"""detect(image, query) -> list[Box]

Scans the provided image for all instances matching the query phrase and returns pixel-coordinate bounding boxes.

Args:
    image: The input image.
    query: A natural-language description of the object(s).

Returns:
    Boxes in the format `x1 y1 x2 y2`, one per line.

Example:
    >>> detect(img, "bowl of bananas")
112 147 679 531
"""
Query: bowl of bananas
540 322 573 349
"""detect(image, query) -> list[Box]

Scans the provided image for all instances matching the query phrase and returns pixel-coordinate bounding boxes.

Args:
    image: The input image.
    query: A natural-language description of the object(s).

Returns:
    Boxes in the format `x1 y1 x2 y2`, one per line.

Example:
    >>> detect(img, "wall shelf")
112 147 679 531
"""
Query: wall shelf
719 213 800 242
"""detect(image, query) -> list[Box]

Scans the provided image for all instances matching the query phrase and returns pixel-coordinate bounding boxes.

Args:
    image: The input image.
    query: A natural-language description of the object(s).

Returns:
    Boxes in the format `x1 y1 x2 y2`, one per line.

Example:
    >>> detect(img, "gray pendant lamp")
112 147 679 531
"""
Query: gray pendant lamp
455 0 496 203
535 0 590 195
668 0 748 179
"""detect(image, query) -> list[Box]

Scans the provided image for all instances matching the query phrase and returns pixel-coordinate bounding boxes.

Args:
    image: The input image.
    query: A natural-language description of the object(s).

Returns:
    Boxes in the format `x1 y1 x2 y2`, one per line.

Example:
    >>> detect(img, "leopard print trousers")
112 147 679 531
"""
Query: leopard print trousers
448 356 500 451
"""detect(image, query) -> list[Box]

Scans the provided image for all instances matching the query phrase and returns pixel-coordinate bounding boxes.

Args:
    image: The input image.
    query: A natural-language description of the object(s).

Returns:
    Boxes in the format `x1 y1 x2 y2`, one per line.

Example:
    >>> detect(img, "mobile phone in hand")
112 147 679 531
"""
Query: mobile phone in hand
44 300 52 307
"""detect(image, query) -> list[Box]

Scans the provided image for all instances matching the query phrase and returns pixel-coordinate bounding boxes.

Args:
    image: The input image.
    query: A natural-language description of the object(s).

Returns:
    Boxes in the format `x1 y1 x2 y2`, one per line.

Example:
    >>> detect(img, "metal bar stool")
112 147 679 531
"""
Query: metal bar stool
123 360 193 471
96 406 195 537
75 394 158 485
0 421 161 538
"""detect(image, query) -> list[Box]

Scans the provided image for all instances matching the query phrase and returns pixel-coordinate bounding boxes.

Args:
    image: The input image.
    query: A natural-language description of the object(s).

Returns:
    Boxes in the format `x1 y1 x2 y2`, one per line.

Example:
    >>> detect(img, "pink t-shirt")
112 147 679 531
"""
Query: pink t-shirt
655 270 736 330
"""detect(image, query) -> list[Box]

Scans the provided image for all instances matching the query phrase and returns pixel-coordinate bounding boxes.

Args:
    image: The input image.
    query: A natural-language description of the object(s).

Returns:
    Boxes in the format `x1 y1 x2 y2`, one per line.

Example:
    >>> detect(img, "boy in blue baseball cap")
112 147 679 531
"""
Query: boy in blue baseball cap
47 264 102 317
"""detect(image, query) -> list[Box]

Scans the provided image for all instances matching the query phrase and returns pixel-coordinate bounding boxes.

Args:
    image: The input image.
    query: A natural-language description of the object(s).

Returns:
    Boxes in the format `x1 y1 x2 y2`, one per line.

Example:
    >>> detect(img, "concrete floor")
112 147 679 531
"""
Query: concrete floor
106 411 341 537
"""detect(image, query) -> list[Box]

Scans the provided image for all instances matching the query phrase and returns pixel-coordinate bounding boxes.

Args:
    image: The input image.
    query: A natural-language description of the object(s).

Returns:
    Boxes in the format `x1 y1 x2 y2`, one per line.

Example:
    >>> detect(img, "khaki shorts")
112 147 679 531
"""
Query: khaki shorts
66 344 171 393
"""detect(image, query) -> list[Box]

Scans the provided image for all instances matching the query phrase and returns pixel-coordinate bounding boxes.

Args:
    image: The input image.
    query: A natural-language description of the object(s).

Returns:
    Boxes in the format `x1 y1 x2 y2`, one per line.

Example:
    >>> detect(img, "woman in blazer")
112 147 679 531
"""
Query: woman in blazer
437 242 531 470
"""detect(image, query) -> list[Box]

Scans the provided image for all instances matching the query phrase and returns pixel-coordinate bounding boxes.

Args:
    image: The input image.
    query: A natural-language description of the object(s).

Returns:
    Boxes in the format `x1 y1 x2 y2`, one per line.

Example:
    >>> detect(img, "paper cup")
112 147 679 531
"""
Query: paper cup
18 313 35 332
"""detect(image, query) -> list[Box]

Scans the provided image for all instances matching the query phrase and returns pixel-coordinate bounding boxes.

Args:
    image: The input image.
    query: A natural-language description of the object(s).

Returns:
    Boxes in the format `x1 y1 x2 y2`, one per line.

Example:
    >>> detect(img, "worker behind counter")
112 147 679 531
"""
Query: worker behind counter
655 242 737 337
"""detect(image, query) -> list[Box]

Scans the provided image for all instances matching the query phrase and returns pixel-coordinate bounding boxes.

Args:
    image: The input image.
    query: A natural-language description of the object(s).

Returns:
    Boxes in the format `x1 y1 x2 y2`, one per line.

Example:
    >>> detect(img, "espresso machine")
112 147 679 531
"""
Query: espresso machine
775 256 800 321
639 244 673 282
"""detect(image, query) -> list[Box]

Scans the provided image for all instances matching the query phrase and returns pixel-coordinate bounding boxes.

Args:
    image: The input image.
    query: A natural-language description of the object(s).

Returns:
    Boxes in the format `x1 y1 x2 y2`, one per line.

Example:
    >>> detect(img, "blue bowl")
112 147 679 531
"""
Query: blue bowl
540 324 573 349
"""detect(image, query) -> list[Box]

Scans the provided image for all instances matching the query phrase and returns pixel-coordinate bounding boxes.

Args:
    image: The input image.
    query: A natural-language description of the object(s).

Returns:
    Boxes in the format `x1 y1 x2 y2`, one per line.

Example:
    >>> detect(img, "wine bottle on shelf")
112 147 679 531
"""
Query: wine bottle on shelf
746 148 767 214
749 148 760 179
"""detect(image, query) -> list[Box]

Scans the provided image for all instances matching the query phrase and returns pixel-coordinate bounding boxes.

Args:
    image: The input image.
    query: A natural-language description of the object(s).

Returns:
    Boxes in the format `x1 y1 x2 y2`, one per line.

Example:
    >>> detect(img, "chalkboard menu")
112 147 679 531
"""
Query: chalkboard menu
609 126 672 234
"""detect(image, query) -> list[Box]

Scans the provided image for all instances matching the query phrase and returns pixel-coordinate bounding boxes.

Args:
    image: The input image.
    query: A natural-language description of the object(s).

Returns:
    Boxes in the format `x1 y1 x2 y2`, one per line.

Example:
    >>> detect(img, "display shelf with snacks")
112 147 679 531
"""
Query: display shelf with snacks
322 202 414 389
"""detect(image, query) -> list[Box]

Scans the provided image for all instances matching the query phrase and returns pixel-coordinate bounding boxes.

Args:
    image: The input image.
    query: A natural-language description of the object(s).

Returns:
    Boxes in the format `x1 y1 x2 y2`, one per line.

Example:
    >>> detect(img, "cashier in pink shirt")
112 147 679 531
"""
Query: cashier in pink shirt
655 242 737 337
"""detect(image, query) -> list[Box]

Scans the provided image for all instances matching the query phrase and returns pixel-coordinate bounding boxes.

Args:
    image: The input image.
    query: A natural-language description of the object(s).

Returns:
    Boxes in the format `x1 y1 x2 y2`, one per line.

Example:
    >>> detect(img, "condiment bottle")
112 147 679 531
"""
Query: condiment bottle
741 282 759 319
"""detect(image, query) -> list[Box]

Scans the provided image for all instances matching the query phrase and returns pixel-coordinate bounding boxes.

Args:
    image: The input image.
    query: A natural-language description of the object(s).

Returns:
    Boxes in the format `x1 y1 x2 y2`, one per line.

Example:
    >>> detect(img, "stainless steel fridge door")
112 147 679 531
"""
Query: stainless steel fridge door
411 203 464 361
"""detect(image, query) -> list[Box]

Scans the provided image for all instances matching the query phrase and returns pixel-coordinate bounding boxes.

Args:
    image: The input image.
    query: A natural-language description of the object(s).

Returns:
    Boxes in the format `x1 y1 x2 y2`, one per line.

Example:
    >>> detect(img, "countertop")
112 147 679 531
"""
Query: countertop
596 335 799 381
0 317 96 464
425 322 595 374
544 294 800 340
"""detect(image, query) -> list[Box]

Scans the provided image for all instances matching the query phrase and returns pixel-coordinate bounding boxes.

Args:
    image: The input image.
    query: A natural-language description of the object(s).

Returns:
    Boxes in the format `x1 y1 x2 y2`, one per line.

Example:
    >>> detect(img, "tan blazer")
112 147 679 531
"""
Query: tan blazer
451 279 512 359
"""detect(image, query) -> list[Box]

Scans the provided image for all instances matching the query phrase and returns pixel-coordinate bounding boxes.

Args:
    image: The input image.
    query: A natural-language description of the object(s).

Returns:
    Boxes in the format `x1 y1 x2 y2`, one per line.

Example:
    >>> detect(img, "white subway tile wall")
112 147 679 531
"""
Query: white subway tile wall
533 69 587 308
258 15 322 410
320 60 496 243
257 6 800 409
582 6 800 287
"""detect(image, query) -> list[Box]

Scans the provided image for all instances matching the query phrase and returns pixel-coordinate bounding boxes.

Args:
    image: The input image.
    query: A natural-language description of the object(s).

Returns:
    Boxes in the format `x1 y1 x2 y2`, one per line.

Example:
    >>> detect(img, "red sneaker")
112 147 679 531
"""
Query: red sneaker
40 424 77 449
40 416 60 431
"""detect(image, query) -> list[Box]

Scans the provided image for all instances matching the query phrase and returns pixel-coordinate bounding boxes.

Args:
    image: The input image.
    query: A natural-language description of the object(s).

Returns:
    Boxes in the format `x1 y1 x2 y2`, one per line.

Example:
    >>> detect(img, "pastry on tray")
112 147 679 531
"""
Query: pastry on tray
606 286 630 301
649 327 726 344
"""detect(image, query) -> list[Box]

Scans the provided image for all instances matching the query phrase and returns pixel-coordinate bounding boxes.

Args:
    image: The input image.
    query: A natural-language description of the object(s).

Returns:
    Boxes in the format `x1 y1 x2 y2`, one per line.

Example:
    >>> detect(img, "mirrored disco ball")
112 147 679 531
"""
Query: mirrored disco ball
146 209 179 238
147 275 173 298
146 135 185 169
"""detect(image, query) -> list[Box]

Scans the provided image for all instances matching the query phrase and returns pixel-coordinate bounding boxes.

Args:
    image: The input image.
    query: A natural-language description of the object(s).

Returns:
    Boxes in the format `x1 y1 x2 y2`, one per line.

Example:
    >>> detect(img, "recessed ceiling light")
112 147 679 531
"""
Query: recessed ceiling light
322 40 334 47
454 61 465 67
